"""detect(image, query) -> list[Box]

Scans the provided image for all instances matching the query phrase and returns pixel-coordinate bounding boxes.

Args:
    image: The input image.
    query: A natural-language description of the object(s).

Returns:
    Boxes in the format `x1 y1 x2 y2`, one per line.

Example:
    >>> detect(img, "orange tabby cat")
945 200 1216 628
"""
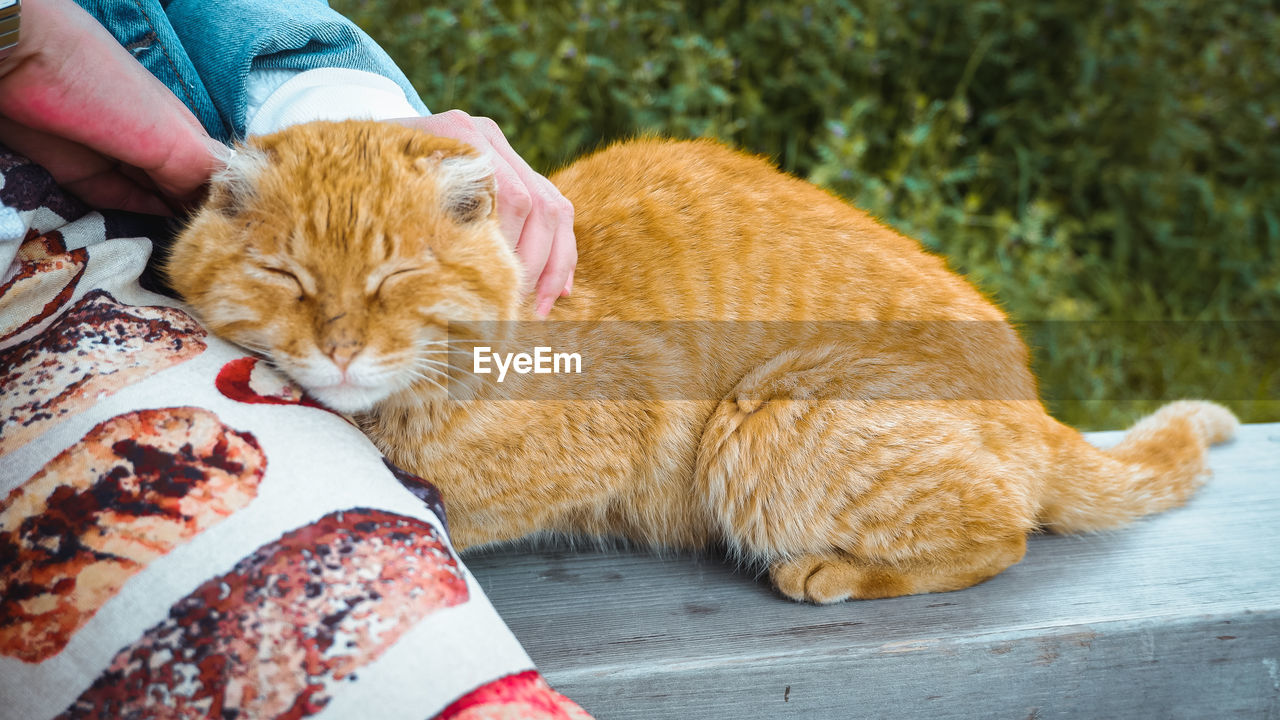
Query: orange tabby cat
167 120 1237 603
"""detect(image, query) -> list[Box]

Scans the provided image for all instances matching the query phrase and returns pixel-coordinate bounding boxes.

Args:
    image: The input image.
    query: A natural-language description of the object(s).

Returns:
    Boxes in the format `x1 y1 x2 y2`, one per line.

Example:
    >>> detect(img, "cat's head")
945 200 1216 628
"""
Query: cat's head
168 120 524 413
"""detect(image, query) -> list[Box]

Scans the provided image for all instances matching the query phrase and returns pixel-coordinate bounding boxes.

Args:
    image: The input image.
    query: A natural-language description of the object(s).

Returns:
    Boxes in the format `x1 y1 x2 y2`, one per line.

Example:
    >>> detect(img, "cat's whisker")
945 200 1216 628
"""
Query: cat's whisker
235 340 275 356
233 344 289 375
417 357 486 382
404 365 484 397
398 368 451 395
415 349 474 356
400 364 450 382
414 353 476 365
414 374 451 395
415 338 498 346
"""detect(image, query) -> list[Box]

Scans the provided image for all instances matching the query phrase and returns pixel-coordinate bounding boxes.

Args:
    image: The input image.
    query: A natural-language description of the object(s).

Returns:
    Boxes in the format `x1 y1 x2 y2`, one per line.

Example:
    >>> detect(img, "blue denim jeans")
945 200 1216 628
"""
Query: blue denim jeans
75 0 428 142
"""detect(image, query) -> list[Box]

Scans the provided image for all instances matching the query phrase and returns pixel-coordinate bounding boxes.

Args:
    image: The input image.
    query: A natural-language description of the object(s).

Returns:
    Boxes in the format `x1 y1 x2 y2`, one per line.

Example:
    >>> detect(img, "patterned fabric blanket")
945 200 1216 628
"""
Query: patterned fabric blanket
0 147 592 720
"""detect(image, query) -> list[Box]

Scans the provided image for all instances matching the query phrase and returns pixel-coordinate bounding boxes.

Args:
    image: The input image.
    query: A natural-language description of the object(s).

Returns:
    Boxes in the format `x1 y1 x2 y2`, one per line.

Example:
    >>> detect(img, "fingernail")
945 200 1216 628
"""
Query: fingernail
202 136 234 166
536 296 554 318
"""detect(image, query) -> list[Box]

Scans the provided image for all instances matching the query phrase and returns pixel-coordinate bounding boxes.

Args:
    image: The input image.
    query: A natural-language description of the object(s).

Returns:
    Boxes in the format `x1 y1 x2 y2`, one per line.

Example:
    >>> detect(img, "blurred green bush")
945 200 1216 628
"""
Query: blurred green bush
332 0 1278 429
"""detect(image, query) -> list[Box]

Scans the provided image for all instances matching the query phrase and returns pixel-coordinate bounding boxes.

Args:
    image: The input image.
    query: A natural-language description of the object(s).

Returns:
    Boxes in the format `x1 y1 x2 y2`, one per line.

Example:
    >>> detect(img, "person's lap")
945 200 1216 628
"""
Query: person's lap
0 147 590 719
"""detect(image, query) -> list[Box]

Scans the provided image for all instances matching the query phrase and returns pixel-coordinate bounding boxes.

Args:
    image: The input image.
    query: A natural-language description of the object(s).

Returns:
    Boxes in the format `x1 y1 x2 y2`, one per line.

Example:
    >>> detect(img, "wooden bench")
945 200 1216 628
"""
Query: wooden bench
467 422 1280 719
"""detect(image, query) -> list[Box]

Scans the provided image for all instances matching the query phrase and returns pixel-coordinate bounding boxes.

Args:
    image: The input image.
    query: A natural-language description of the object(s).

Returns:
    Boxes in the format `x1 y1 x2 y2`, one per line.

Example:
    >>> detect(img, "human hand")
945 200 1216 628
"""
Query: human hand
0 0 224 214
392 111 576 317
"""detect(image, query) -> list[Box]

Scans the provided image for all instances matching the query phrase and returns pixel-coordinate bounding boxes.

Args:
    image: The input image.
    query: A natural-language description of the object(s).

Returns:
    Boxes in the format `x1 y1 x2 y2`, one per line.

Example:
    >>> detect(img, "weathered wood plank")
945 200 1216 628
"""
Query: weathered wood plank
466 423 1280 719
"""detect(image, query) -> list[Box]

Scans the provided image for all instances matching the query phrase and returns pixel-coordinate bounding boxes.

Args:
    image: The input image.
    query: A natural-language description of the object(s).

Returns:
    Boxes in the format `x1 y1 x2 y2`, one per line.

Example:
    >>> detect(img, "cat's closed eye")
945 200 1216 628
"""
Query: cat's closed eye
371 267 427 298
256 265 305 298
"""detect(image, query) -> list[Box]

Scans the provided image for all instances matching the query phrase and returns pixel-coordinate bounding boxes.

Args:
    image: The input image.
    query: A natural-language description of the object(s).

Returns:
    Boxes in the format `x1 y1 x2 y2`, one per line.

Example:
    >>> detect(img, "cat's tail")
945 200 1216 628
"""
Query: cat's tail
1036 400 1238 533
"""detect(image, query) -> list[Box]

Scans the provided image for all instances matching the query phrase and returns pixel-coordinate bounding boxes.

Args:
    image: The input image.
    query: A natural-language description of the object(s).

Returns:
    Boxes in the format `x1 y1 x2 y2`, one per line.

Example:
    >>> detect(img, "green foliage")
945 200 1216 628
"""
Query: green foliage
332 0 1279 429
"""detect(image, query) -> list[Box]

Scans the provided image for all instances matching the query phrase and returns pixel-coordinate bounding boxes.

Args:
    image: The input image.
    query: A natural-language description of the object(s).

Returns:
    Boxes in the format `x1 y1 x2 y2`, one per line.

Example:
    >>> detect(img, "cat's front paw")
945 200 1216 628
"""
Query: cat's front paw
770 537 1026 603
770 553 909 604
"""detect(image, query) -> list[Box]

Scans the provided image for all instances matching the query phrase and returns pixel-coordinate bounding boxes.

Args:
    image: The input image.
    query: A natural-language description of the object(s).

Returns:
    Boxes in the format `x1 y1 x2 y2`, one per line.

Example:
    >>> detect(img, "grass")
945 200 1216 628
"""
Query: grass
332 0 1279 429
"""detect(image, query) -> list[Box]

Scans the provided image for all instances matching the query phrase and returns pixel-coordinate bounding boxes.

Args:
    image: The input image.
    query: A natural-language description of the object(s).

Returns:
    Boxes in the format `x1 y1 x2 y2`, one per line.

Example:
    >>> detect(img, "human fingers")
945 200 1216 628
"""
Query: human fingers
533 202 577 315
391 112 534 250
0 117 174 214
391 112 576 312
469 116 577 303
62 169 174 216
0 0 223 206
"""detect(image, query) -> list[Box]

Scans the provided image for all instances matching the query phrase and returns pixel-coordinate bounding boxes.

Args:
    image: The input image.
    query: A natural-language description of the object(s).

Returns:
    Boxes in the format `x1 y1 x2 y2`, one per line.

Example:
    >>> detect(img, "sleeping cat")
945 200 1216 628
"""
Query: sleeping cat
167 120 1237 603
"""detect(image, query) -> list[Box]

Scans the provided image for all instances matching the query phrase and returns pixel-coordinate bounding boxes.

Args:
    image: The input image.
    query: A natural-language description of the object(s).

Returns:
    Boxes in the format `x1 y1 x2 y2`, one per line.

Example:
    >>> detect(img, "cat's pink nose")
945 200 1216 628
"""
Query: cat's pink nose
328 344 360 372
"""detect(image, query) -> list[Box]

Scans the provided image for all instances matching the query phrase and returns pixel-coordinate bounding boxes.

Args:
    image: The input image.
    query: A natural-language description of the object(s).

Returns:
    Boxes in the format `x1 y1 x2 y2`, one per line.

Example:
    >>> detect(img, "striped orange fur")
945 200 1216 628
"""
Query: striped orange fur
168 121 1237 603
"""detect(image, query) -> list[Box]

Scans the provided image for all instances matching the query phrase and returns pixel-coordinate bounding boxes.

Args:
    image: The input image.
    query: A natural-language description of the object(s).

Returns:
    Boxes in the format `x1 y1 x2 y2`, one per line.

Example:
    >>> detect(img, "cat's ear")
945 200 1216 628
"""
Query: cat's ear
417 151 496 224
209 144 274 217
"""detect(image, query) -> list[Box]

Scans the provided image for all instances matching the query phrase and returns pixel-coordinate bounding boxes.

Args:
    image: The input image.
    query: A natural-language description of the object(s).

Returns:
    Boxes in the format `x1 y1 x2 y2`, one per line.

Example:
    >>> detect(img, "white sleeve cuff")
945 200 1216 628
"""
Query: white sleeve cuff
244 67 424 136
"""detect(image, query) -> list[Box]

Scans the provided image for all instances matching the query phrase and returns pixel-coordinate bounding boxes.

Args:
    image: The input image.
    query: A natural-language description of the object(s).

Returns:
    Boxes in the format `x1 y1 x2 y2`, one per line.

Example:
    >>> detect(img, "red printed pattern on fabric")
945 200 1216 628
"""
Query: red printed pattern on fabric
0 407 265 662
0 231 88 347
59 508 470 719
434 670 595 720
215 356 330 411
0 289 207 453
